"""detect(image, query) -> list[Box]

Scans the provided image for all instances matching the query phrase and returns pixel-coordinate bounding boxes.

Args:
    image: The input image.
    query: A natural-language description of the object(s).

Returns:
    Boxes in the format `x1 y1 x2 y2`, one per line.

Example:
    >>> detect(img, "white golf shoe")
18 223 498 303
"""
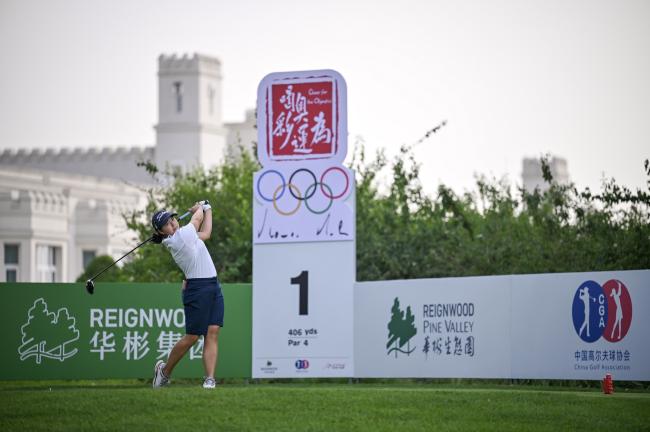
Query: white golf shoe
153 360 170 388
202 377 216 389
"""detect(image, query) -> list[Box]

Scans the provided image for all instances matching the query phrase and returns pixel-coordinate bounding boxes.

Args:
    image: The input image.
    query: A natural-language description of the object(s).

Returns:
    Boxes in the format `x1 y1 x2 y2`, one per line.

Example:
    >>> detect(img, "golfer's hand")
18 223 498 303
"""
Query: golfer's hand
151 232 164 244
189 202 202 214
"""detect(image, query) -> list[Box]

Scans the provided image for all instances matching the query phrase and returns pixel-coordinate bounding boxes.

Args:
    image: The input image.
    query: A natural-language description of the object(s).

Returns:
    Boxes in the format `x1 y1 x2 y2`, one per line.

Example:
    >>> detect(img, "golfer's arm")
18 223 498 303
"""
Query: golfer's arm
190 207 204 232
198 208 212 241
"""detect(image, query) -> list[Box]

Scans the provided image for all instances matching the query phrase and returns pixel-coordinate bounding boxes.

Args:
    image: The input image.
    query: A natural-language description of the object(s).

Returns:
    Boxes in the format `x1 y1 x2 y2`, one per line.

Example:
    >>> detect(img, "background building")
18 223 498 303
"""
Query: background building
522 156 570 193
0 168 143 282
0 53 255 282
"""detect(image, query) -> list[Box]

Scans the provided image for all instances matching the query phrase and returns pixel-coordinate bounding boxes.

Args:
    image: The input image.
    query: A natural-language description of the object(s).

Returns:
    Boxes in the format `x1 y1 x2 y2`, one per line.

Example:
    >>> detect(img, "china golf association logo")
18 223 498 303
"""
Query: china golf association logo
571 279 632 343
386 297 417 357
17 298 80 364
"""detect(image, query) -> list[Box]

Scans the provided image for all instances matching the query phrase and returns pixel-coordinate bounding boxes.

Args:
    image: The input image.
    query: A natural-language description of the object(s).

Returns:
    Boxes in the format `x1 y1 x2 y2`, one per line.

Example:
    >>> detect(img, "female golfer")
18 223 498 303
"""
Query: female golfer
150 200 224 389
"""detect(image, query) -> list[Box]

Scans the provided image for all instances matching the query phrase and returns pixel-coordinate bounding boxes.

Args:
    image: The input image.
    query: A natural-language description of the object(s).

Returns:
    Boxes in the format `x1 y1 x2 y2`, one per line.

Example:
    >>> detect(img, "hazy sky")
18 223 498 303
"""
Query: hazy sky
1 0 648 194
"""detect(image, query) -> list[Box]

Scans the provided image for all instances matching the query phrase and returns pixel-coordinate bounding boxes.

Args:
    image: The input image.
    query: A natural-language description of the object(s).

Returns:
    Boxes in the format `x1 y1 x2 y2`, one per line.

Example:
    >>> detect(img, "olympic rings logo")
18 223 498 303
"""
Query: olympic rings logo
256 167 350 216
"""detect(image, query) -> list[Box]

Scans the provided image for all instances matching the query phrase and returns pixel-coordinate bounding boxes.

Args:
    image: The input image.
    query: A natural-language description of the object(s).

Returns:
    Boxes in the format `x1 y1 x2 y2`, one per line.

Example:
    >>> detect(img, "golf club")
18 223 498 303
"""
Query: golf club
85 209 193 294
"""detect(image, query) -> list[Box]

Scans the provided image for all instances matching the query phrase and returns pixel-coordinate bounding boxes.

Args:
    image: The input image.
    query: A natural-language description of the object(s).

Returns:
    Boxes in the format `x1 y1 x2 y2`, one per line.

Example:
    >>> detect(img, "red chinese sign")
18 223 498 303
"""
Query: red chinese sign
257 70 347 166
266 80 337 160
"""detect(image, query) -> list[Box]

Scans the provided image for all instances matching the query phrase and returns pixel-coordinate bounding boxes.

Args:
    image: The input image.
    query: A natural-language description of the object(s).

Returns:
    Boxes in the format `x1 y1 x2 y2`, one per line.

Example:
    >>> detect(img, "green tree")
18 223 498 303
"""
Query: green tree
121 148 259 283
76 255 125 283
351 138 650 280
120 134 650 283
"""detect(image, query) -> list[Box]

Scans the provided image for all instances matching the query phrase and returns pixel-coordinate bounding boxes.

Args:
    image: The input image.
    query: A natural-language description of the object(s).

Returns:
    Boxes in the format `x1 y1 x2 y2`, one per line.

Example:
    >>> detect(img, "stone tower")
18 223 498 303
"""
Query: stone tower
155 53 227 172
522 156 570 193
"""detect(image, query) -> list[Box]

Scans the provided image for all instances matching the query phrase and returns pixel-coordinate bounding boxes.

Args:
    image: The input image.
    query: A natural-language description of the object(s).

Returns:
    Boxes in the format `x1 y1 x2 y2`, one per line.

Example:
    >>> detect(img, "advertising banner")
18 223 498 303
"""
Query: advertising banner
354 270 650 380
354 276 512 378
510 271 648 380
0 283 252 380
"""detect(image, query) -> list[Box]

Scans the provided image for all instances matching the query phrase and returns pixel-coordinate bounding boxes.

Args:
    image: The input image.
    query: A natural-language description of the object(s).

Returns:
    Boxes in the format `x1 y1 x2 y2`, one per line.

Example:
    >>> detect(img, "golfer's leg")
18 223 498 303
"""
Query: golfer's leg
164 334 199 376
203 325 220 378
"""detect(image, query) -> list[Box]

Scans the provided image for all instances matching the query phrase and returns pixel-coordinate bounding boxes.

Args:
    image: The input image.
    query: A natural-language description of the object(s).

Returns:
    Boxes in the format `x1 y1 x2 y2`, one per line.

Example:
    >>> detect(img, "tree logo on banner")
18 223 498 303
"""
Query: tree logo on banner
386 297 417 357
17 298 79 364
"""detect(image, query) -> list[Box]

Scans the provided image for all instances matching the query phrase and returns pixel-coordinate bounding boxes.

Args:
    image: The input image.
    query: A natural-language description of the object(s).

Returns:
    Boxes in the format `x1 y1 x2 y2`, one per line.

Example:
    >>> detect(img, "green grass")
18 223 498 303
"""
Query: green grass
1 380 649 431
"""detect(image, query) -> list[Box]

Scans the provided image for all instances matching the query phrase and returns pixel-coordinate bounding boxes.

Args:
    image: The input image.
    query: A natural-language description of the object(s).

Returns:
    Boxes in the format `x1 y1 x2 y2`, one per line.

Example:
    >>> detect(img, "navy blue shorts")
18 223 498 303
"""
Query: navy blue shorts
182 277 224 336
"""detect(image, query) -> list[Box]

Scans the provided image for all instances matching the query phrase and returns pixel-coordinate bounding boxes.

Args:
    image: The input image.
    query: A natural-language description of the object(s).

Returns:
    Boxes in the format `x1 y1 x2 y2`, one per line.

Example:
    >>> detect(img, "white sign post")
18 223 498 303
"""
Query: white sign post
252 70 355 378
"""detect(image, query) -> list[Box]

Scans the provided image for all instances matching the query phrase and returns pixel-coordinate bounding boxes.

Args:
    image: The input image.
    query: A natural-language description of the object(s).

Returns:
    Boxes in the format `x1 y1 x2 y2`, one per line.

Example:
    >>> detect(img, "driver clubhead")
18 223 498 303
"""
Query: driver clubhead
85 279 95 295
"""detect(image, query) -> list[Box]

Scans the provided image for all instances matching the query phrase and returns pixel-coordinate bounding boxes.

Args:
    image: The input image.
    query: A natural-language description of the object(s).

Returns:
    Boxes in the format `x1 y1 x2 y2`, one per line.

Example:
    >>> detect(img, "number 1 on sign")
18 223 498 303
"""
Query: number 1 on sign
291 271 308 315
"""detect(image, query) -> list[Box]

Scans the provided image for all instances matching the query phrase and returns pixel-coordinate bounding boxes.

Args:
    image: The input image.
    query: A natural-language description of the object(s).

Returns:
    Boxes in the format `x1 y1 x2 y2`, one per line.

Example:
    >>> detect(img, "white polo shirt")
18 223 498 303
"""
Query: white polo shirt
162 223 217 279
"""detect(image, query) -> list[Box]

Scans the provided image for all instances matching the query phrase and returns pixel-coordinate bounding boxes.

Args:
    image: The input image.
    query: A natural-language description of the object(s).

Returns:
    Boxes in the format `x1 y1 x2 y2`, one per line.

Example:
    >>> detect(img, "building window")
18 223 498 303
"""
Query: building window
6 269 17 283
36 245 61 283
4 244 19 282
4 244 18 264
208 85 215 116
83 250 97 269
172 81 183 113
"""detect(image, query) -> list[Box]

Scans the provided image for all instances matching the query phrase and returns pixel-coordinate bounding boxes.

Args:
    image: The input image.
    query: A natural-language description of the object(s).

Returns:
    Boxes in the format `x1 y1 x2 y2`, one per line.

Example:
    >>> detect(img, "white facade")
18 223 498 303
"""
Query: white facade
0 147 155 185
0 168 143 283
0 52 255 282
155 54 229 172
225 109 257 160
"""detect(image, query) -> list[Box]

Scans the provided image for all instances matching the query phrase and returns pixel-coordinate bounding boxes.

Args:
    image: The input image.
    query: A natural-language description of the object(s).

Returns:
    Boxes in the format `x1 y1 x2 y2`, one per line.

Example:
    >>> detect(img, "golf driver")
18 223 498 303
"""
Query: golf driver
85 209 193 294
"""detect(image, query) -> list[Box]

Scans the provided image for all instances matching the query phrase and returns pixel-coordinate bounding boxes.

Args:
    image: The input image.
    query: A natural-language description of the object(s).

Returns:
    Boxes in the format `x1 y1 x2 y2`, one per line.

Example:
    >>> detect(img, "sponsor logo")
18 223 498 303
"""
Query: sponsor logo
295 359 310 370
387 297 417 357
18 298 80 364
572 279 632 343
323 362 346 370
260 360 278 374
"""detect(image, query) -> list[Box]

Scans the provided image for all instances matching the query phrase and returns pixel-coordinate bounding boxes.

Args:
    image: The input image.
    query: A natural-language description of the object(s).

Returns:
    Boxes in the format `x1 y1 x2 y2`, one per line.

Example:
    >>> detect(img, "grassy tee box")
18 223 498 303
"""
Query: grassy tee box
0 283 252 380
0 382 649 432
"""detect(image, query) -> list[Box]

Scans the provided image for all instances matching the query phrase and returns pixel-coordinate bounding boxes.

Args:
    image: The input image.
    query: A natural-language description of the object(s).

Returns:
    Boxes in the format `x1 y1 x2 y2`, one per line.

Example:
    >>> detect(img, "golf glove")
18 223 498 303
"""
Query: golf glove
151 232 165 244
202 199 211 211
